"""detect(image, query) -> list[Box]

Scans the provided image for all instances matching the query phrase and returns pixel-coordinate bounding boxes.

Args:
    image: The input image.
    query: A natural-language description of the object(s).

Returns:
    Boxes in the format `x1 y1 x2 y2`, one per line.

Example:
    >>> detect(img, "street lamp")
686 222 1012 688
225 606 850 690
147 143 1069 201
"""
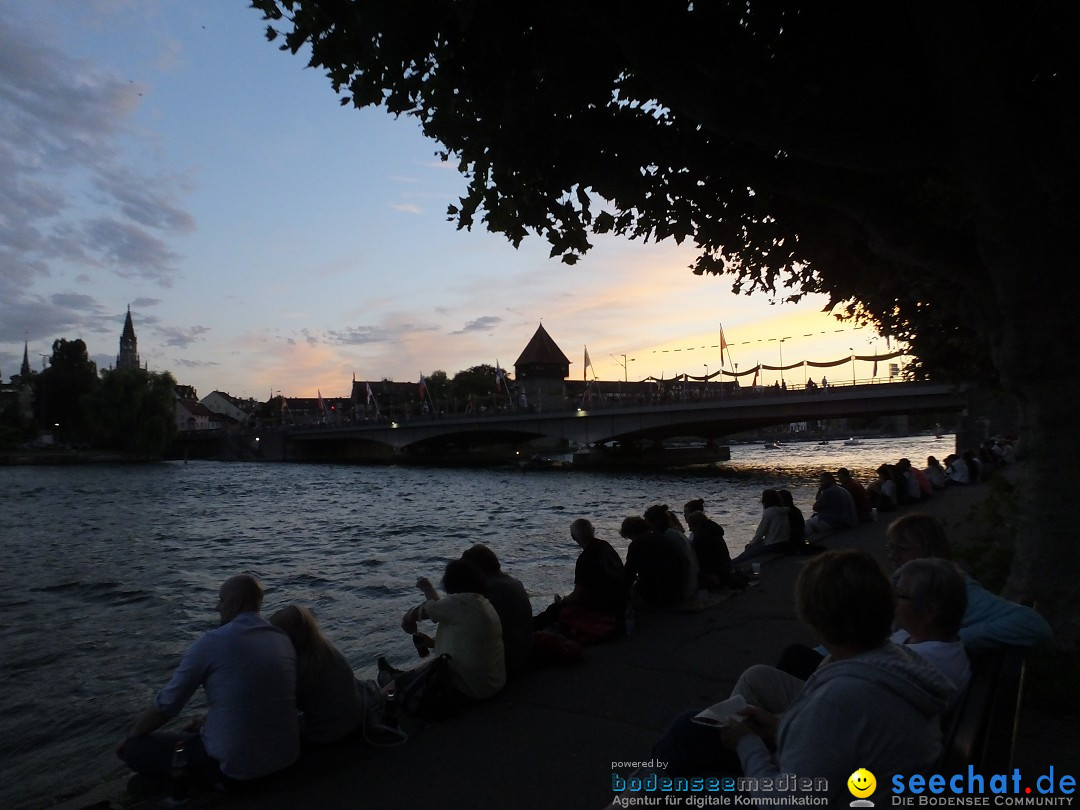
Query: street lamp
778 337 791 388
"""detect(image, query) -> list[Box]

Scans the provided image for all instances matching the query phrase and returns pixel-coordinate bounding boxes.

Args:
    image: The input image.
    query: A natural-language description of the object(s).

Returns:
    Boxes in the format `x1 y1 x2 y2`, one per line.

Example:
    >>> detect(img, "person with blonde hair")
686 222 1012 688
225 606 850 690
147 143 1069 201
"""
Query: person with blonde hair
271 605 381 744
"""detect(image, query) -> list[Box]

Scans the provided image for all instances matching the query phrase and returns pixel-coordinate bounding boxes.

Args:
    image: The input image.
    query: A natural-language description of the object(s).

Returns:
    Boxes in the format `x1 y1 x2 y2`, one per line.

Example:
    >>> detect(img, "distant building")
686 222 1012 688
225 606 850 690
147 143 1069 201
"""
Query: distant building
514 323 571 411
202 391 252 424
116 307 141 371
175 398 219 432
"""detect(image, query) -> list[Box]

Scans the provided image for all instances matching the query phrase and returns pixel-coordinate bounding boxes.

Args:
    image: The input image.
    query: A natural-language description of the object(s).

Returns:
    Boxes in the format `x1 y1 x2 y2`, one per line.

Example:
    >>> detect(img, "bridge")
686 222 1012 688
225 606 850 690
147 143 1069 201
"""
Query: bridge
254 381 964 463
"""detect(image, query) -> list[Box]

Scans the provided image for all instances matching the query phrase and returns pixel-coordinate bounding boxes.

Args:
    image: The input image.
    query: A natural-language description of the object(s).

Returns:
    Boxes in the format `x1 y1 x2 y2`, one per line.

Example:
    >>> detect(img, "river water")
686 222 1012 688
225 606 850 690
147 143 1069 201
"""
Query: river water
0 435 953 809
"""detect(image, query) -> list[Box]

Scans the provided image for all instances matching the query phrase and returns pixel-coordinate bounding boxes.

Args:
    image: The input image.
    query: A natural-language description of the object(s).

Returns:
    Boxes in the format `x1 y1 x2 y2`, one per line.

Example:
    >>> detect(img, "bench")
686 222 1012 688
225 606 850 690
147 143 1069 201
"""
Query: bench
937 646 1028 772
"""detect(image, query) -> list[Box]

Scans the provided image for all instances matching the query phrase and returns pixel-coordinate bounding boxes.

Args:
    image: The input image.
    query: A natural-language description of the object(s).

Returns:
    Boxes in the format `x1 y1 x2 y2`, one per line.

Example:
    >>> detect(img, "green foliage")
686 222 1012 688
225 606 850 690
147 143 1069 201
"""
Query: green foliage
424 370 451 404
86 368 178 457
251 1 1077 388
955 474 1021 594
35 338 100 440
450 365 501 402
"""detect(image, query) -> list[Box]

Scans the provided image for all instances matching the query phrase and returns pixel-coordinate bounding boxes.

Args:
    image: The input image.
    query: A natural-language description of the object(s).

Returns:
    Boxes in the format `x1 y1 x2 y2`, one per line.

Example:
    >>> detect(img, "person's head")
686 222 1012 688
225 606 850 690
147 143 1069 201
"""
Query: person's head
761 489 781 509
795 550 894 653
893 558 967 641
819 472 836 489
441 558 487 595
885 513 953 568
876 463 892 479
217 574 263 625
461 544 501 575
644 504 682 532
270 604 334 669
927 456 941 469
683 499 705 520
620 515 652 540
685 510 708 531
570 518 596 547
896 458 912 472
777 489 795 509
837 467 852 482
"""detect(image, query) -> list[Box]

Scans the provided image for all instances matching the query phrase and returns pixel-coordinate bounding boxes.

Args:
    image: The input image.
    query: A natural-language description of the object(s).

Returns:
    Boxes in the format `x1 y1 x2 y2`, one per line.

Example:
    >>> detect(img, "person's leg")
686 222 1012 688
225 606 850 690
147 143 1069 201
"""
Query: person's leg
776 643 825 679
119 731 190 779
729 665 805 715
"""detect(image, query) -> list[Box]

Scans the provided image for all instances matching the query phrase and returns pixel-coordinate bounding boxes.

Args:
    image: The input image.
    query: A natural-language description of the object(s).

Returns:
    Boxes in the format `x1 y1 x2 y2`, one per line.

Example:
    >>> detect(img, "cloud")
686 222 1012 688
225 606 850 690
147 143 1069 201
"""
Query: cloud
391 203 422 214
172 358 220 368
451 315 502 335
154 324 210 349
325 322 439 346
0 16 192 288
131 297 160 308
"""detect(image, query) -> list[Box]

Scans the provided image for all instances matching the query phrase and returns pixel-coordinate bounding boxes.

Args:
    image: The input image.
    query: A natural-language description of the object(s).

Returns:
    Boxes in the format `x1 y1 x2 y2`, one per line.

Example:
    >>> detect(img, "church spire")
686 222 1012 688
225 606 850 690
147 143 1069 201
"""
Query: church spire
20 340 31 378
117 306 141 371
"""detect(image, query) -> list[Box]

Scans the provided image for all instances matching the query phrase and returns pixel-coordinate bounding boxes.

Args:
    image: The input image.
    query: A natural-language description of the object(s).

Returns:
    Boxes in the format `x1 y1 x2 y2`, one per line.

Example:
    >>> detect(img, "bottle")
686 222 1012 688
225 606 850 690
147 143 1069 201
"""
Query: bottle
624 604 636 636
383 688 400 728
169 740 189 805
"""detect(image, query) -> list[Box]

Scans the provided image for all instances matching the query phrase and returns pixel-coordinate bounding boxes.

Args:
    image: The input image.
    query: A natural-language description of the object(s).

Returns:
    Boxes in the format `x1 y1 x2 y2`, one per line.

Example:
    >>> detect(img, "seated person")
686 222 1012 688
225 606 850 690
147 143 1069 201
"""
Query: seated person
731 489 790 564
534 519 627 641
388 558 506 705
924 456 948 490
885 514 1051 651
892 558 971 690
621 516 687 608
117 575 299 787
868 463 901 510
685 510 741 589
837 467 873 522
806 472 857 535
777 490 805 545
461 544 534 677
943 454 970 485
652 551 956 807
644 503 698 602
271 605 387 744
896 457 933 501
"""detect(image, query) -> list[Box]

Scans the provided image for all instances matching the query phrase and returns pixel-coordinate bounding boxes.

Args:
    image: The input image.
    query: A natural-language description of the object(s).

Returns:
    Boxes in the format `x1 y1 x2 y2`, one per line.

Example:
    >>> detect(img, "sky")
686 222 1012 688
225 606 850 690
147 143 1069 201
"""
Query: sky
0 1 895 401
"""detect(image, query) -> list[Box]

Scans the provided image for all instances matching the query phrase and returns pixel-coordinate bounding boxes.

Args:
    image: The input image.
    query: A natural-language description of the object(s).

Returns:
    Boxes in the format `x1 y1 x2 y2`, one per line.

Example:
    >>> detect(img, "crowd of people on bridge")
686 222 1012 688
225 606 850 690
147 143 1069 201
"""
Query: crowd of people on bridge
114 436 1042 802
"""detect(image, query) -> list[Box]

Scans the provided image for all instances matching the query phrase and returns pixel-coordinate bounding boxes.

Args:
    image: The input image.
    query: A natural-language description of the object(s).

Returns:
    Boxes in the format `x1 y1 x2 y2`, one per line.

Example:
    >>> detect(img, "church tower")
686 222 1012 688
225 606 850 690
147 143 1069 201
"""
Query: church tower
20 341 31 379
117 306 141 371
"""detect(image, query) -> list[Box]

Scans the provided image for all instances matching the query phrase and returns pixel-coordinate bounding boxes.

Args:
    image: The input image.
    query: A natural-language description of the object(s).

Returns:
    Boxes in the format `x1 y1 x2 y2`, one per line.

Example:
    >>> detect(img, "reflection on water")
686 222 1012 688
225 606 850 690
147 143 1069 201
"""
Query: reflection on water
0 435 952 808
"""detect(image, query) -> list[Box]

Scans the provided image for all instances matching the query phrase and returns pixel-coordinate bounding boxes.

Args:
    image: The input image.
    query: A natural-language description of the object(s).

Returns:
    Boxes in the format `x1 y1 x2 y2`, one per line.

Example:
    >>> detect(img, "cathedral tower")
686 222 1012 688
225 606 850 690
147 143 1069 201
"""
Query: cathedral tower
117 306 141 371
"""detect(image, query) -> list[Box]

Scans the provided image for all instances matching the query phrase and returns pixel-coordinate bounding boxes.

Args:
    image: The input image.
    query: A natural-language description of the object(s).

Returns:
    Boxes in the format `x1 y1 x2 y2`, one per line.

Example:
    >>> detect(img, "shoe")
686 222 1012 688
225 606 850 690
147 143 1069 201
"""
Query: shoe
377 656 405 687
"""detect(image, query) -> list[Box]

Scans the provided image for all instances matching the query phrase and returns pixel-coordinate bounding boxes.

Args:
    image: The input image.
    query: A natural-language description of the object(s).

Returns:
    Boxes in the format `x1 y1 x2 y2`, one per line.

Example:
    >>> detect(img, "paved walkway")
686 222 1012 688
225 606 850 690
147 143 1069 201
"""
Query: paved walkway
58 472 1075 810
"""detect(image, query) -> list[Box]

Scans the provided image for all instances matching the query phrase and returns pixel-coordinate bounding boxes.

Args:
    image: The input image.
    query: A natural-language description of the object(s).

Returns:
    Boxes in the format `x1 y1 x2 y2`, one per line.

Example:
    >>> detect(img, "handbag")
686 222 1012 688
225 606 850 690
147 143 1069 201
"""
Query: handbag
398 654 458 719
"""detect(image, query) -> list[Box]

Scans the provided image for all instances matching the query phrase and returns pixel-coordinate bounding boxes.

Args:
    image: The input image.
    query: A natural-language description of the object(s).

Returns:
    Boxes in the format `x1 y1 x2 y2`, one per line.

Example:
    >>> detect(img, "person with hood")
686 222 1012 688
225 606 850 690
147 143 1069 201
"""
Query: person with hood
652 551 955 807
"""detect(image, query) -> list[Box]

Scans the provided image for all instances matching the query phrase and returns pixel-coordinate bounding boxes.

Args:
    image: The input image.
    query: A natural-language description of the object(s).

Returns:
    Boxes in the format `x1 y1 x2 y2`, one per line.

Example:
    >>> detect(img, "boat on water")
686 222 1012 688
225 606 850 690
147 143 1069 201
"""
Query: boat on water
843 437 863 446
763 441 782 450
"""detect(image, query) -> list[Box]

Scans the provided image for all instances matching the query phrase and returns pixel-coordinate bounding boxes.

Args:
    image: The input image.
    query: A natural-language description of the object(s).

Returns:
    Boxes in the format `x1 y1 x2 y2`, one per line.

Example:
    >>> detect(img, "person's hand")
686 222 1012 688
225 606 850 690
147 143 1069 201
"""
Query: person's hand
416 577 432 591
719 718 755 749
738 705 780 744
183 715 205 733
401 607 419 634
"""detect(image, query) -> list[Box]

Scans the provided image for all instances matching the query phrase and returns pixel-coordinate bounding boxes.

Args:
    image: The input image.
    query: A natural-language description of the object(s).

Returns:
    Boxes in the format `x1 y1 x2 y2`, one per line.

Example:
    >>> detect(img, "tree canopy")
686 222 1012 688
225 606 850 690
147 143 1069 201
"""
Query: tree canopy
252 1 1080 644
86 368 177 457
253 1 1077 386
35 338 100 441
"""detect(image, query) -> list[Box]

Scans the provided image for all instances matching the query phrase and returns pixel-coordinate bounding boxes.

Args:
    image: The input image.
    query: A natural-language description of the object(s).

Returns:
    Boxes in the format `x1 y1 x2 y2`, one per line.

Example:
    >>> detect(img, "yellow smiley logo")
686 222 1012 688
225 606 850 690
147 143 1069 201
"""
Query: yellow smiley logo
848 768 877 798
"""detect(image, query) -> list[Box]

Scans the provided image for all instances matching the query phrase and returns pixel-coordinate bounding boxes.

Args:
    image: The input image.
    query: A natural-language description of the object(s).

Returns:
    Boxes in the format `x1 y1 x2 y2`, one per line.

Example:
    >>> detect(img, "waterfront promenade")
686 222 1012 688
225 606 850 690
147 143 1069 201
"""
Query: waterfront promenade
57 469 1076 810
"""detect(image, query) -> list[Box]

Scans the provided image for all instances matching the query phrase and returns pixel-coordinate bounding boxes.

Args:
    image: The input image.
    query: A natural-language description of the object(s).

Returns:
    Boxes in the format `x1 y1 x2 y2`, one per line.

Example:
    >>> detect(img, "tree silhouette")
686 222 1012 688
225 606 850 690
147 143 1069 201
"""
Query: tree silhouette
252 1 1079 643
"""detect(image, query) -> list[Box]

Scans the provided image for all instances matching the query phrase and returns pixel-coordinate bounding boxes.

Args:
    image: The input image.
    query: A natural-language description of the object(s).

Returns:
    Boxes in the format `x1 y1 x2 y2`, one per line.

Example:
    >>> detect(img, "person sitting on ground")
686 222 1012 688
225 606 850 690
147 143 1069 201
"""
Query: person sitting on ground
777 490 806 545
271 605 390 745
963 449 983 483
837 467 873 522
731 489 791 564
885 514 1052 651
621 515 688 609
868 463 901 510
943 453 970 485
682 498 706 525
685 510 742 590
806 472 857 536
117 574 299 788
924 456 948 490
897 458 933 501
650 551 956 807
461 544 534 677
388 558 506 705
534 518 628 643
644 503 699 602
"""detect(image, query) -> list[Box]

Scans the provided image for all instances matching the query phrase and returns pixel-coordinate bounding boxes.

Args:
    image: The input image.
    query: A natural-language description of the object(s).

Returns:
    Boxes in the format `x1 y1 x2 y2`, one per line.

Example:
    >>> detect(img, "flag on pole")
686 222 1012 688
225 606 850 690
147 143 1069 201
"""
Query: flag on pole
365 382 375 404
418 374 427 399
751 366 759 387
719 325 728 351
583 346 592 382
317 389 325 412
494 361 505 385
